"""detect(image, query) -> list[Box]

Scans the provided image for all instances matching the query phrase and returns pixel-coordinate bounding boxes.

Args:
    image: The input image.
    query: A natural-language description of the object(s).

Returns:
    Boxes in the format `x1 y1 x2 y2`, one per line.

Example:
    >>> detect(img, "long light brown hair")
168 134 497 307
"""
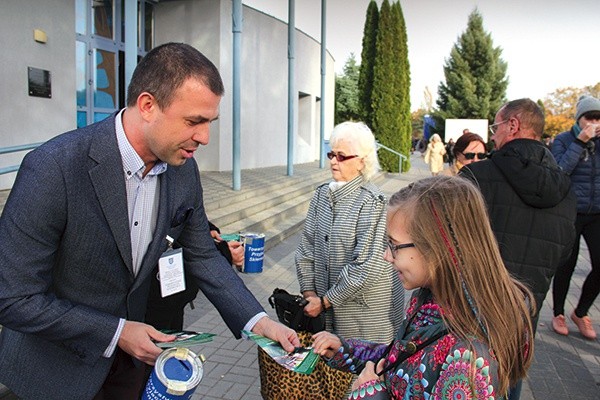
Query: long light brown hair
388 175 534 395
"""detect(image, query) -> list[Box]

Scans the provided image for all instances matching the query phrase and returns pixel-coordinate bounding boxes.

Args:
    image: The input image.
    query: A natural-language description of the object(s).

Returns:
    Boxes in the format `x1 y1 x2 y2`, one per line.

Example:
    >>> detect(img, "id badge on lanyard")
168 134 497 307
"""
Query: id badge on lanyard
158 235 185 297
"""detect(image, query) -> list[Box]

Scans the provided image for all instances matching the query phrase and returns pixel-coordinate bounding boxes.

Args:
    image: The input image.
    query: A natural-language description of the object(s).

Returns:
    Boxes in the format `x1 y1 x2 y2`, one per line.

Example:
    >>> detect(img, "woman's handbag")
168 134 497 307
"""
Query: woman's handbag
268 288 325 333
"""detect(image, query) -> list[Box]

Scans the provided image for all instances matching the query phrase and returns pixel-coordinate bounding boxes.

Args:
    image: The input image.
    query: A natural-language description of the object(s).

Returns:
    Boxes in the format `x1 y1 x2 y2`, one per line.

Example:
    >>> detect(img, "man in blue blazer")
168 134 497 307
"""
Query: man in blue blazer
0 43 298 399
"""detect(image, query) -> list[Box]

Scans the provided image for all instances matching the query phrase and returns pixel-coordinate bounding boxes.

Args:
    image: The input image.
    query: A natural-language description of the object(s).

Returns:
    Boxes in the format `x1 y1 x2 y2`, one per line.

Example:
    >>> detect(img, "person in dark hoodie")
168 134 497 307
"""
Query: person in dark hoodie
459 98 576 400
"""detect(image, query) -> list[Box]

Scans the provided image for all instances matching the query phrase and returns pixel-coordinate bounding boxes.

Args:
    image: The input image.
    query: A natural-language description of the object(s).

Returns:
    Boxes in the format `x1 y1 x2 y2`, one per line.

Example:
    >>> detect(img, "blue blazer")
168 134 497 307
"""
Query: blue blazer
0 115 264 399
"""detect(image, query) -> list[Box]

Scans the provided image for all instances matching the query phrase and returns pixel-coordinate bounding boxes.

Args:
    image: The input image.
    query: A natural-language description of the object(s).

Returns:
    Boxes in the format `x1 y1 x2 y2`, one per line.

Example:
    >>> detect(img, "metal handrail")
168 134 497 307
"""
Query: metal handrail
376 142 408 173
0 142 44 175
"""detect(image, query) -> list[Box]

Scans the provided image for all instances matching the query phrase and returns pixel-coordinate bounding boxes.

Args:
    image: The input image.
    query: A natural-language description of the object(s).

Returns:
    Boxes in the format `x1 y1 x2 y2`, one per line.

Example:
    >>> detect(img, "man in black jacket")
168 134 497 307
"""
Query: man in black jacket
459 98 576 400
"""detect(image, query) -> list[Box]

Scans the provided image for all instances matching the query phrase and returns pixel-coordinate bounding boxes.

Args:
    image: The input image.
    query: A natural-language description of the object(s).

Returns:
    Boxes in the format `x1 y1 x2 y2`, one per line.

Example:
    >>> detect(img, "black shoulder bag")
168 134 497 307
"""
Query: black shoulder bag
268 288 326 333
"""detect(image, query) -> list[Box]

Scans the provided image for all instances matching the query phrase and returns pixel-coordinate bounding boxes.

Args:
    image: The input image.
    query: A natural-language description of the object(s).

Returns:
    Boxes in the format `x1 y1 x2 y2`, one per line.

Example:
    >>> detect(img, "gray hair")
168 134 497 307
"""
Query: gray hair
329 121 380 181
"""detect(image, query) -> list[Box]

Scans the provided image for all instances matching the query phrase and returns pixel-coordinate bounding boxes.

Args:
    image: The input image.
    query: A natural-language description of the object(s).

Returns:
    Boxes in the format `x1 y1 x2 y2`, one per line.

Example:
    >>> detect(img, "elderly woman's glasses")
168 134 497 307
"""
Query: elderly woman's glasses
462 152 487 160
326 151 359 162
386 238 415 259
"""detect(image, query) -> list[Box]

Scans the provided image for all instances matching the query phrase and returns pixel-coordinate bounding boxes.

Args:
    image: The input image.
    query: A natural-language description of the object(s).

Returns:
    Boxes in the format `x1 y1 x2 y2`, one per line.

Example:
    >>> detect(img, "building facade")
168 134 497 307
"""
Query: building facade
0 0 335 189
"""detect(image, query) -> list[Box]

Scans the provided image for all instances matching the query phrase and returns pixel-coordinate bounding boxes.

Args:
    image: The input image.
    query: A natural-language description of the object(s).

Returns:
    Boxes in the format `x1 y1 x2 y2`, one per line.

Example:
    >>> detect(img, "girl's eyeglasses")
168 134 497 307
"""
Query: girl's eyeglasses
326 151 359 162
386 238 415 259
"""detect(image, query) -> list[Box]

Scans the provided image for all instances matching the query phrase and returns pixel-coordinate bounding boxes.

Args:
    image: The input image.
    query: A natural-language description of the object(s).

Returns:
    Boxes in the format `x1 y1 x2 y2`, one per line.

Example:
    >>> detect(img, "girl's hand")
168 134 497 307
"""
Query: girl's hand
351 361 381 391
311 331 341 359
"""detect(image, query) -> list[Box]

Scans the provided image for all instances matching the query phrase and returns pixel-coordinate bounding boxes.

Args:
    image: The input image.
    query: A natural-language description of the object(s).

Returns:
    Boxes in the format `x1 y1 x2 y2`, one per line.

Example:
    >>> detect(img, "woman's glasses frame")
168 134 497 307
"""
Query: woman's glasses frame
326 151 359 162
462 152 487 160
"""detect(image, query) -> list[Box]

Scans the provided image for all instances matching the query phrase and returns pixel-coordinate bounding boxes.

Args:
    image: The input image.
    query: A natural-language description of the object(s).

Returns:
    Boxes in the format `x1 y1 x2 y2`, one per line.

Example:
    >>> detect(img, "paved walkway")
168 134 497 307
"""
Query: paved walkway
1 153 599 399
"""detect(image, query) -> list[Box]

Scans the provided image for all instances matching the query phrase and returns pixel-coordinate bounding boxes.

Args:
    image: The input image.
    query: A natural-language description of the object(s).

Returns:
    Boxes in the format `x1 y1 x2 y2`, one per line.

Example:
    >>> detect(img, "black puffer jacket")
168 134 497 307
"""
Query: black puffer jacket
460 139 576 321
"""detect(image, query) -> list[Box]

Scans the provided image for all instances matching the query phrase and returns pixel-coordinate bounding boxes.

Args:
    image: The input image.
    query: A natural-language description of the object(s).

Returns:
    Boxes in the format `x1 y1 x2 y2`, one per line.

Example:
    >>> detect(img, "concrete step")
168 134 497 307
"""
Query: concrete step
215 171 388 252
202 164 331 214
219 190 313 251
207 175 326 229
203 166 331 251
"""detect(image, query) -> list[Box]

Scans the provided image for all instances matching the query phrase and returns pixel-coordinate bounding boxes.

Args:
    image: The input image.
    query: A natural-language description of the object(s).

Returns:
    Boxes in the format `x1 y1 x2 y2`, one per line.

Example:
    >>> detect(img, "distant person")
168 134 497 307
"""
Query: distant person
550 95 600 340
423 133 446 176
462 128 470 135
459 98 576 400
0 42 299 399
312 176 535 399
444 132 486 175
542 134 553 150
445 138 455 166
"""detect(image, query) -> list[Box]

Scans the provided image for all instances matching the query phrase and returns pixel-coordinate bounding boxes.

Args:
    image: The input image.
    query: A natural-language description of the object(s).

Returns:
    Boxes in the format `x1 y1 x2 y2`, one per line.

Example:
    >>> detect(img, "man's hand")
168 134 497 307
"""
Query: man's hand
117 321 176 365
252 316 300 352
227 240 244 267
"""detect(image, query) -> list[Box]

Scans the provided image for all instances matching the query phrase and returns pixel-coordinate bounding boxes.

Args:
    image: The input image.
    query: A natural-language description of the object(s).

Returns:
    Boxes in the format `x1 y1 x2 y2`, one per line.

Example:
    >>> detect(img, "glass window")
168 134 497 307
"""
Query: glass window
77 111 88 129
93 0 114 39
75 0 87 35
94 112 111 123
76 41 87 107
144 2 154 51
94 49 116 109
119 51 126 108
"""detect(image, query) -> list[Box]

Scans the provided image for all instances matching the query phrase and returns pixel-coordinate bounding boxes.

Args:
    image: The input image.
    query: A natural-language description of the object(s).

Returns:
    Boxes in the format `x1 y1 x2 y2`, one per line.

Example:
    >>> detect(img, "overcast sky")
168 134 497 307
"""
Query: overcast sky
243 0 600 111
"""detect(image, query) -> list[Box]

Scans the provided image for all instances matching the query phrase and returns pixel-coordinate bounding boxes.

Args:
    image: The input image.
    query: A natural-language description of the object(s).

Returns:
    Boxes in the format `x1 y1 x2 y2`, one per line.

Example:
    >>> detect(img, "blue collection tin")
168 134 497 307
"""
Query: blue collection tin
240 232 265 273
142 347 204 400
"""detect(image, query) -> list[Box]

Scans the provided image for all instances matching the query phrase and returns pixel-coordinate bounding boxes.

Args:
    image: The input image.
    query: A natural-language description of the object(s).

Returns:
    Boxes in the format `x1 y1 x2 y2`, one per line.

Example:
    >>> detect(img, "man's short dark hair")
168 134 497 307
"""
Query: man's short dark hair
126 42 224 108
500 98 545 137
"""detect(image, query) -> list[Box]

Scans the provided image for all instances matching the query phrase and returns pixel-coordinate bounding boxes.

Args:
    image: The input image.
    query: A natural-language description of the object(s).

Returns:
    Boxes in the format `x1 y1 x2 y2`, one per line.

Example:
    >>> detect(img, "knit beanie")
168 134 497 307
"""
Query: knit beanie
575 95 600 121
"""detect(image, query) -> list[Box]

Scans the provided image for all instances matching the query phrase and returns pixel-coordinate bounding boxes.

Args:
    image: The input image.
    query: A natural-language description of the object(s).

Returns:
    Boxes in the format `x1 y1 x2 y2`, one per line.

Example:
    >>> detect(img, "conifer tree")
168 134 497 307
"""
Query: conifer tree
392 1 411 171
357 0 379 129
371 0 411 172
435 9 508 134
335 54 361 125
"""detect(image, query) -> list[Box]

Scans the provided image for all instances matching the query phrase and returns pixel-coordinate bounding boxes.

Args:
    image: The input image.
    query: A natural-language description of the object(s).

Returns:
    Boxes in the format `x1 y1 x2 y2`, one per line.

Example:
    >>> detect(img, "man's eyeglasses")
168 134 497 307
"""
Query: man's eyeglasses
489 120 509 135
326 151 359 162
386 238 415 259
462 152 487 160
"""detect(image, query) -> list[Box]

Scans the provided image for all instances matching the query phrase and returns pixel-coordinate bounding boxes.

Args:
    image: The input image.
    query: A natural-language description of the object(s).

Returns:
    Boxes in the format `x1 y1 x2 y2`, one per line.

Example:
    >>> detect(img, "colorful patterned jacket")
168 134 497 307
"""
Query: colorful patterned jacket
326 289 502 399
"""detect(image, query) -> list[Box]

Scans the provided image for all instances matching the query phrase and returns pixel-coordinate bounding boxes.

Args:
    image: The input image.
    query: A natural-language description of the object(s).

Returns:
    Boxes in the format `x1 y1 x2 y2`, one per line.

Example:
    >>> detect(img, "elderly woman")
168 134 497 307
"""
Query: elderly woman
423 133 446 175
296 121 404 343
444 132 487 175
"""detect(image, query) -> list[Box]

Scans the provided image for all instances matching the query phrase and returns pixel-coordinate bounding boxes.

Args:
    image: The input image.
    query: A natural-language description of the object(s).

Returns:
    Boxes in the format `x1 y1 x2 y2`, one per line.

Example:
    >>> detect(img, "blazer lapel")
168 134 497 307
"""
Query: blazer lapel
132 170 172 289
88 118 134 276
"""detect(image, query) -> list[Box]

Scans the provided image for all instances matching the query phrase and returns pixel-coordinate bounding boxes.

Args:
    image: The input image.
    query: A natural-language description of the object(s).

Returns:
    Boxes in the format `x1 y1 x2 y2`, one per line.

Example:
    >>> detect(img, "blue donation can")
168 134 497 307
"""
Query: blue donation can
142 347 204 400
241 232 265 273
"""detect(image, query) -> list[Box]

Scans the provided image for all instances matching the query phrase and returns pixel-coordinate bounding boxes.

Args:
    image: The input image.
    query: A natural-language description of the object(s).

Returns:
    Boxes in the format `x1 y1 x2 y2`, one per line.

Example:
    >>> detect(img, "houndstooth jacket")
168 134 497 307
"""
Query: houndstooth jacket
296 175 404 342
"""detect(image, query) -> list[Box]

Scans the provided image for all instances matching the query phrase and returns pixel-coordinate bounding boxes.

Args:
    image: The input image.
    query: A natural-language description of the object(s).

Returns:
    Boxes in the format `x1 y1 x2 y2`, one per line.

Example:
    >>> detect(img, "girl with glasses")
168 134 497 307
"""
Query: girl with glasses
312 176 534 400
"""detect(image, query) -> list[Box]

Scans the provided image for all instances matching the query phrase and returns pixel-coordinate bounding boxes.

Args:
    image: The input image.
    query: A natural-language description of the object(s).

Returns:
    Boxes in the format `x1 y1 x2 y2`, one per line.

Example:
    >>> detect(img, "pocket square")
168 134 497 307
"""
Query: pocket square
172 206 194 227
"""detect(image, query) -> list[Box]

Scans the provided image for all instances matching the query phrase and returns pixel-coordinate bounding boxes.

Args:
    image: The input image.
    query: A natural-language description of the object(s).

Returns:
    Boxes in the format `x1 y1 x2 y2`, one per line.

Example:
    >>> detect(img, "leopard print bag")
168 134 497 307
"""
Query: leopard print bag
258 331 353 400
